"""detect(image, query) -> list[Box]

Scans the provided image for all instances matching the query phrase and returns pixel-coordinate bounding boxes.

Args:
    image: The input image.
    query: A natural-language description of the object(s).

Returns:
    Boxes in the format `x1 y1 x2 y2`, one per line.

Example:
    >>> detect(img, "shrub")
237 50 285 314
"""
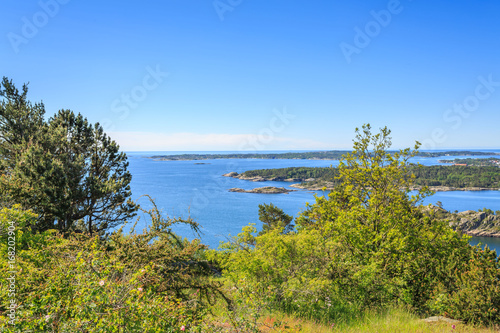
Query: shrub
0 202 226 332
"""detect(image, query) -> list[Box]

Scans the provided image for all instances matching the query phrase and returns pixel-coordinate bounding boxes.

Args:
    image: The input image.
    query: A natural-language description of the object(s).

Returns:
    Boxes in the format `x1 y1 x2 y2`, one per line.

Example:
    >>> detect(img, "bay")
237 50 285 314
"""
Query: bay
125 151 500 254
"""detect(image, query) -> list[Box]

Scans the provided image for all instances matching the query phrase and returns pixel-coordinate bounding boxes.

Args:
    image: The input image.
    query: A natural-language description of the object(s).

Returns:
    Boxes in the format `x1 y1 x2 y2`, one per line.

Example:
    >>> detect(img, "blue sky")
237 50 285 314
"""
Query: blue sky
2 0 500 151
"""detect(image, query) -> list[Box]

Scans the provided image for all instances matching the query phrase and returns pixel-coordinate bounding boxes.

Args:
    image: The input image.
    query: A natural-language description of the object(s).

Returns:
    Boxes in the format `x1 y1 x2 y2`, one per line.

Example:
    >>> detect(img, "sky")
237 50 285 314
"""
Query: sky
1 0 500 151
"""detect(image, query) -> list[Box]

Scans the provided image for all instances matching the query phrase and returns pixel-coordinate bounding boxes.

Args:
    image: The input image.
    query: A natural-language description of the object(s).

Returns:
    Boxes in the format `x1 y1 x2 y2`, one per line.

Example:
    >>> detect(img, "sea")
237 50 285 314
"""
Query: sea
124 150 500 254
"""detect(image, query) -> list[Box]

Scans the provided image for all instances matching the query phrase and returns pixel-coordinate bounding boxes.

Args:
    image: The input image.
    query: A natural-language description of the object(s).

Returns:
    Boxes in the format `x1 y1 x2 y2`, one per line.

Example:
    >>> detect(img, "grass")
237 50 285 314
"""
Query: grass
208 305 500 332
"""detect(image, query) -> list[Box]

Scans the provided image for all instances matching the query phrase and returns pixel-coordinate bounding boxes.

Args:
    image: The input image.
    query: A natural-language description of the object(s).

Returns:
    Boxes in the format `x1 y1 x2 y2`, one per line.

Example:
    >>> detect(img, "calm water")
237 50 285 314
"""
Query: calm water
124 151 500 254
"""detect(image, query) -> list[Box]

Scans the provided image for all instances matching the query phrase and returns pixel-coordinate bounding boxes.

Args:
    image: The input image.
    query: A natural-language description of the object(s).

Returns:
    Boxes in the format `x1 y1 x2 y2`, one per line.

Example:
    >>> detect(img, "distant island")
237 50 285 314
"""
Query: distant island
228 186 295 194
223 165 500 191
150 150 497 161
438 157 500 167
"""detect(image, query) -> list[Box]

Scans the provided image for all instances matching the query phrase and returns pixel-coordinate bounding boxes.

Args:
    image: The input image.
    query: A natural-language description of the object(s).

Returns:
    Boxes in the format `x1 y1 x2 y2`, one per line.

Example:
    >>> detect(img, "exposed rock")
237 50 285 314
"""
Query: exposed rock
222 172 267 182
222 172 239 177
424 205 500 238
228 187 296 194
290 182 336 190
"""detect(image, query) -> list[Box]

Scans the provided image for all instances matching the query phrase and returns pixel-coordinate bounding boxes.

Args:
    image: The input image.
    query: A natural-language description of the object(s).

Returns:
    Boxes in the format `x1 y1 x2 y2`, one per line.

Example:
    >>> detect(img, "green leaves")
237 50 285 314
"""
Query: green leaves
257 203 294 236
0 78 138 234
0 204 222 331
217 124 500 326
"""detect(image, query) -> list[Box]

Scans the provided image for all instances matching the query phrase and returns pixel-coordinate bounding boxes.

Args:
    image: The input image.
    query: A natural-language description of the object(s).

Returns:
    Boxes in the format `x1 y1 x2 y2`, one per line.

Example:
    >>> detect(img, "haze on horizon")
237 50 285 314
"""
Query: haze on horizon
2 1 500 151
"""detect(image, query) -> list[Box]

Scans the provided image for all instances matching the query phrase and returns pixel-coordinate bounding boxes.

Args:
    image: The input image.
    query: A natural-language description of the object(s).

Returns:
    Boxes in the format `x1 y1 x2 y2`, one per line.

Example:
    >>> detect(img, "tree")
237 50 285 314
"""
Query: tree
0 77 138 234
218 124 500 325
0 77 45 172
295 124 477 310
297 125 431 255
257 203 293 236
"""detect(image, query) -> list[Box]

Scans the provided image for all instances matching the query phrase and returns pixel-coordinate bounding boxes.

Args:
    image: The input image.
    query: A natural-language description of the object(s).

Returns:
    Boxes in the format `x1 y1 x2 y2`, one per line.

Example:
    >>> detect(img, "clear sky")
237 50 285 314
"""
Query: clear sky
2 0 500 151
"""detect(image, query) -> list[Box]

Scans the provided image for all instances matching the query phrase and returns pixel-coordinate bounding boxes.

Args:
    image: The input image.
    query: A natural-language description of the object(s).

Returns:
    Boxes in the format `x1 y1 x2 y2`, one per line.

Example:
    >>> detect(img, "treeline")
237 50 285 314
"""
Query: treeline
151 151 352 160
242 166 338 180
413 165 500 188
151 150 496 161
418 151 496 157
439 157 500 167
240 165 500 189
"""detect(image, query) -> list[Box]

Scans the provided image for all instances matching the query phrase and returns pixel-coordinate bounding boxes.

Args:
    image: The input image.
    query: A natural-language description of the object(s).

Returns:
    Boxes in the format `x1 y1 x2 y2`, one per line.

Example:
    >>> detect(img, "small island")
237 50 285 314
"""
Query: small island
438 157 500 167
228 186 296 194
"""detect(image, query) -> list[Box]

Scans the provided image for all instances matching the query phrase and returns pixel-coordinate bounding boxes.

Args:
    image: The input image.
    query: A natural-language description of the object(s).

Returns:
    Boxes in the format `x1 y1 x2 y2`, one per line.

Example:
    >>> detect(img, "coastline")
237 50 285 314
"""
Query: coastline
222 172 499 192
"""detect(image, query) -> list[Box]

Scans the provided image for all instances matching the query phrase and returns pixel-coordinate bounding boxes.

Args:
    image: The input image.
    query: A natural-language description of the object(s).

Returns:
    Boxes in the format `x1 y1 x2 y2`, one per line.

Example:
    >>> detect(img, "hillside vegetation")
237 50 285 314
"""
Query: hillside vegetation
1 78 500 331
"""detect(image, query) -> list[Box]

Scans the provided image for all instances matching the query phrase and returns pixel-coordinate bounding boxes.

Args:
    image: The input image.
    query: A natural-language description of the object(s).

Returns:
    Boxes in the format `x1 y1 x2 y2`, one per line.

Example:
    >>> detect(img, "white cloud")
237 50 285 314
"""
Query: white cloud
106 131 331 151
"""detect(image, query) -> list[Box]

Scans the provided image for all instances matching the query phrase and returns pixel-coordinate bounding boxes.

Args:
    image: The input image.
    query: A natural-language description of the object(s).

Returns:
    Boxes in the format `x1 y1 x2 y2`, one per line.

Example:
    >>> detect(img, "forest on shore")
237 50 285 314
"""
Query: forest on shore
229 165 500 190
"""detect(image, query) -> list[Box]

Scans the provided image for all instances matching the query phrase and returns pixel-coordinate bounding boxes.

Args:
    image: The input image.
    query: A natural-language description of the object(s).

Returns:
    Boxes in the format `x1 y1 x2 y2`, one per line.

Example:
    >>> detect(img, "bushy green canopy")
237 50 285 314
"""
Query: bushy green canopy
0 77 137 234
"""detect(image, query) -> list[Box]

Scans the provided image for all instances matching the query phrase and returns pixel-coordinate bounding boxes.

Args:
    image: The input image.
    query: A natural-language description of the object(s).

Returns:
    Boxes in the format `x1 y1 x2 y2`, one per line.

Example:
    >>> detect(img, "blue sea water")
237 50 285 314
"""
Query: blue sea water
124 151 500 254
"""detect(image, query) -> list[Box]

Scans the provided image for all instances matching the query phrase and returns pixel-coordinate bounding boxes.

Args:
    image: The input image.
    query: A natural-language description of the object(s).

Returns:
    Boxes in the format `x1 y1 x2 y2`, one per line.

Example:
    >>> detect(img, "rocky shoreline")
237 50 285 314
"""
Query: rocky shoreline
222 172 307 183
228 187 296 194
424 205 500 238
223 172 499 192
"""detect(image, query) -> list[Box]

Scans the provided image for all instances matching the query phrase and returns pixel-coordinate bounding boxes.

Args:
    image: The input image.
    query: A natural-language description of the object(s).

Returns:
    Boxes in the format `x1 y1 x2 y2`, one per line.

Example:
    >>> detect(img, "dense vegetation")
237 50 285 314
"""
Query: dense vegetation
151 150 496 161
2 77 500 331
213 125 500 328
238 165 500 189
0 78 137 235
413 165 500 188
0 202 228 331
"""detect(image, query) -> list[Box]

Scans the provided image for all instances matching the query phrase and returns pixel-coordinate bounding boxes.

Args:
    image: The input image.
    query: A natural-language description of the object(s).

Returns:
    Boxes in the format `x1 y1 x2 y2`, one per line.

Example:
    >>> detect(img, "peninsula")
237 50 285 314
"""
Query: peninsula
228 186 295 194
223 165 500 191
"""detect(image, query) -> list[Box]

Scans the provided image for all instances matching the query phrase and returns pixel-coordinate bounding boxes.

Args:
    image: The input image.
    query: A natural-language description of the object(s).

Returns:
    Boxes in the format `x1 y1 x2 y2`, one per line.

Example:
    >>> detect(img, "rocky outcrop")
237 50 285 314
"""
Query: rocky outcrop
450 210 500 237
290 182 336 190
223 172 266 182
223 172 308 183
228 187 296 194
423 205 500 238
222 172 239 177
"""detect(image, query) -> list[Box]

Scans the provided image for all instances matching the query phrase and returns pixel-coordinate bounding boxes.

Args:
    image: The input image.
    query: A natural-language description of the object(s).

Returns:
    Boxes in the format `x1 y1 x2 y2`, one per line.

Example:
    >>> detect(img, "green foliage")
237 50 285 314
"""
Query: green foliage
412 165 500 188
216 124 500 327
428 246 500 326
0 202 225 332
258 203 293 236
0 77 138 234
242 167 338 181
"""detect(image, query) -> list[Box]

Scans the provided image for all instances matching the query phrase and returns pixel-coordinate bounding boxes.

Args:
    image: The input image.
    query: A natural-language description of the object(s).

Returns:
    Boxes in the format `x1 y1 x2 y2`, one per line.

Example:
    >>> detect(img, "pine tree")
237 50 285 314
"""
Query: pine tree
0 77 138 234
258 203 293 235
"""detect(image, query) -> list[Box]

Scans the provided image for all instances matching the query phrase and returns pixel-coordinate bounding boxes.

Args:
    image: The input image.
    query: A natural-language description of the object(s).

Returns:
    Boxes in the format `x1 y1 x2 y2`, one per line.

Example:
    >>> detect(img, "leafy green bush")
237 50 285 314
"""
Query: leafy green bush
429 246 500 326
0 202 226 332
214 125 500 327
